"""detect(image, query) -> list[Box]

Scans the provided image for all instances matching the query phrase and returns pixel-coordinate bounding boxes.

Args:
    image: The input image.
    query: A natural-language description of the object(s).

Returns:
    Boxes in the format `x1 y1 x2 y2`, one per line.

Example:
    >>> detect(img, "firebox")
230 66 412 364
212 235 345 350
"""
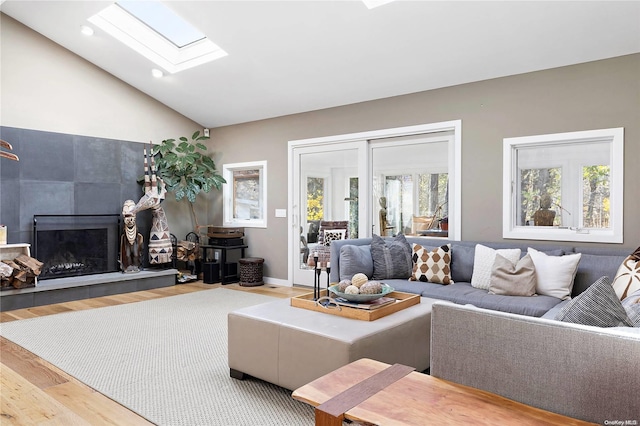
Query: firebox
34 215 120 280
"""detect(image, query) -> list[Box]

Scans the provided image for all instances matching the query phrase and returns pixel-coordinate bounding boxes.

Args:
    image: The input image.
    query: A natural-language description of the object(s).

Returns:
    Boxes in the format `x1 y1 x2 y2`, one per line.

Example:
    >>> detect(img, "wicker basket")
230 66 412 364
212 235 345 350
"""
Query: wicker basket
239 257 264 287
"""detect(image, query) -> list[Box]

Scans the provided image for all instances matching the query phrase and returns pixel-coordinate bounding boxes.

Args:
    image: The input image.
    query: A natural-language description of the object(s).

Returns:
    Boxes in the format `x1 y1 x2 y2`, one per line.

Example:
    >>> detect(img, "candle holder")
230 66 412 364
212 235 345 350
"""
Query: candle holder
313 254 319 300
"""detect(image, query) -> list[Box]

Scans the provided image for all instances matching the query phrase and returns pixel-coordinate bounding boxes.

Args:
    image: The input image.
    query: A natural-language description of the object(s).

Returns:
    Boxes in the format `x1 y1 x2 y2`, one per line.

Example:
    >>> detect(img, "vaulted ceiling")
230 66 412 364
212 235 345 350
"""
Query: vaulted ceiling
2 1 639 128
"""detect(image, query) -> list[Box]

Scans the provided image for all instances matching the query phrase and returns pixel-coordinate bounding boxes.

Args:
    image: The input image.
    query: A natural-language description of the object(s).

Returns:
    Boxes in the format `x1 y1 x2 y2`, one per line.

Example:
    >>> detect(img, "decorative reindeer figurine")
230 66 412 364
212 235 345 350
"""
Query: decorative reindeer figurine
125 144 173 265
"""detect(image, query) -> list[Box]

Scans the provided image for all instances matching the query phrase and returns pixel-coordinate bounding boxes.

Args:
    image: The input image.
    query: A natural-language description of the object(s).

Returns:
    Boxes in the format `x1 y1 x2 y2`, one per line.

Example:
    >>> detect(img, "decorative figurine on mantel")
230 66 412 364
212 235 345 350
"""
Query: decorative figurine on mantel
120 199 143 273
126 145 173 265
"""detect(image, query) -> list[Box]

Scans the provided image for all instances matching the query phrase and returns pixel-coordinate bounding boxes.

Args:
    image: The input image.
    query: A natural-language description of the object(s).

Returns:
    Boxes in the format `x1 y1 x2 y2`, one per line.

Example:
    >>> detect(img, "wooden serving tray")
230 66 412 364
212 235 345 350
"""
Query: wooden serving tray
290 289 420 321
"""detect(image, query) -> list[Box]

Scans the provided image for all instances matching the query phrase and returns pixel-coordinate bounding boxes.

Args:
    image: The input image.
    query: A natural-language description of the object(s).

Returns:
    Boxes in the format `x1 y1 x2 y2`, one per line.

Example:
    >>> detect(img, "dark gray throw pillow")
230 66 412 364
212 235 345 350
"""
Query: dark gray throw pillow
371 234 412 280
339 245 373 281
555 276 633 327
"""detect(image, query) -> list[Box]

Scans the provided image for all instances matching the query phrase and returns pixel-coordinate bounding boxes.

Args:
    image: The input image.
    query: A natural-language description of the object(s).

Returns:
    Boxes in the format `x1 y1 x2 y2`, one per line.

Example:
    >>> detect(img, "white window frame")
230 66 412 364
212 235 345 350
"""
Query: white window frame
223 160 267 228
502 128 624 243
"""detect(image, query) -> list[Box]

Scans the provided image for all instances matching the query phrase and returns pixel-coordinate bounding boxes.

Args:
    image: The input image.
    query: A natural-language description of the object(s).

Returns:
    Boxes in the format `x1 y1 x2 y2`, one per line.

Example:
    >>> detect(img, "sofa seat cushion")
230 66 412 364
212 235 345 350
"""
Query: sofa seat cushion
384 279 561 317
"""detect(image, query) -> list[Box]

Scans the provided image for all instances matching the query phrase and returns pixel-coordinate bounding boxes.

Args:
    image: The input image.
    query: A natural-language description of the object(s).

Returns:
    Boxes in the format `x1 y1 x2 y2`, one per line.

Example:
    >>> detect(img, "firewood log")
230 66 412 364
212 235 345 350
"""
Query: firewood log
14 254 43 276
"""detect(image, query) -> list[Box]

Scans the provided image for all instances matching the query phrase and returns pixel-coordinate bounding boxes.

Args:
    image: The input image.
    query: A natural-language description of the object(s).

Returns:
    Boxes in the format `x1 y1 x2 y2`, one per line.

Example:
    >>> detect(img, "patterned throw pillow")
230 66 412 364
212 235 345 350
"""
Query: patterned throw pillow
555 276 633 327
370 234 413 280
611 247 640 299
323 229 346 246
410 243 452 285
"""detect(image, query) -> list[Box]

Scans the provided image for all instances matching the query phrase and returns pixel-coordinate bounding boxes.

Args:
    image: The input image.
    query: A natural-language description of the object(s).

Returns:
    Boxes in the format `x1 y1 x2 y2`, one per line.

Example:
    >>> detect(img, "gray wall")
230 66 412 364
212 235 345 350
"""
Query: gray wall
209 54 640 281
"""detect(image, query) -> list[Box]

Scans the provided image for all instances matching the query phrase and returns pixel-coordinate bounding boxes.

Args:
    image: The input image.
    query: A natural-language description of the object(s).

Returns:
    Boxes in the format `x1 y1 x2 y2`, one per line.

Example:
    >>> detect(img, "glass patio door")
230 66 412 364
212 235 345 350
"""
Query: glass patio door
292 142 367 286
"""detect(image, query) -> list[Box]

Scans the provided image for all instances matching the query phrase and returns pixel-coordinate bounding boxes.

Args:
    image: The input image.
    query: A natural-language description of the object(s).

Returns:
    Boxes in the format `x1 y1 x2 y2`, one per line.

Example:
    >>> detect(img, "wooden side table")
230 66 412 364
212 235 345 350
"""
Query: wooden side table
292 358 595 426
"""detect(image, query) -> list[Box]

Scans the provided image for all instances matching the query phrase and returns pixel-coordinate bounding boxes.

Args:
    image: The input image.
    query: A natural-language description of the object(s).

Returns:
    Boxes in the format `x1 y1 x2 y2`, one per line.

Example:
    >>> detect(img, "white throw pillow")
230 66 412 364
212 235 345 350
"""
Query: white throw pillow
471 244 521 290
527 247 581 300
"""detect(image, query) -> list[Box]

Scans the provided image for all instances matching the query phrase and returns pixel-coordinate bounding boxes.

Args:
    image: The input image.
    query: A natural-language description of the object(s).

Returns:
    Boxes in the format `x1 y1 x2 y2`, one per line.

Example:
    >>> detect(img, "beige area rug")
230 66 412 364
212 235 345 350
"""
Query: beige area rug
0 288 315 425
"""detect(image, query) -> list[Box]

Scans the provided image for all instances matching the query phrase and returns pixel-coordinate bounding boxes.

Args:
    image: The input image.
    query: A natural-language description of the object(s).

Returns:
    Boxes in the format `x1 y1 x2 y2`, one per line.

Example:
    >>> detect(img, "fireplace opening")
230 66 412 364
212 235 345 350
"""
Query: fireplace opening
34 215 121 280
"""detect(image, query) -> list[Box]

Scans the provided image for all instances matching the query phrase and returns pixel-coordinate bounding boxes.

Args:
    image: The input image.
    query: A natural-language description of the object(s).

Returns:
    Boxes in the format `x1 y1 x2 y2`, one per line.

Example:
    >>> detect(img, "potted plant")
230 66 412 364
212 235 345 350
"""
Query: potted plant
439 217 449 231
151 131 226 235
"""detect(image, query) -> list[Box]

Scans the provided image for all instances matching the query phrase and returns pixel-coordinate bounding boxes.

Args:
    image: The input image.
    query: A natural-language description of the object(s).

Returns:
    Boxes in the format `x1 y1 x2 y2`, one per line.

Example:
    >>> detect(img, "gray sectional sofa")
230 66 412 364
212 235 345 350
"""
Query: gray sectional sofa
328 236 639 423
430 302 640 424
330 236 630 317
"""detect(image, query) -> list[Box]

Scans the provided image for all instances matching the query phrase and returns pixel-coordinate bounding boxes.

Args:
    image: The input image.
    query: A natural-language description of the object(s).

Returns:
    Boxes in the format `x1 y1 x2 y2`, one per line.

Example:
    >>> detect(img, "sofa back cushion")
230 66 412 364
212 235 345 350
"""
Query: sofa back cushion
573 253 628 297
451 245 475 283
338 245 373 281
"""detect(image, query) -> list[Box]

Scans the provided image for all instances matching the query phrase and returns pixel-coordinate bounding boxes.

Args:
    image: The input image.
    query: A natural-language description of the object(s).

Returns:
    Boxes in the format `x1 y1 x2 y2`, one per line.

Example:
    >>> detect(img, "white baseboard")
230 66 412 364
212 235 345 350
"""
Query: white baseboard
263 276 290 287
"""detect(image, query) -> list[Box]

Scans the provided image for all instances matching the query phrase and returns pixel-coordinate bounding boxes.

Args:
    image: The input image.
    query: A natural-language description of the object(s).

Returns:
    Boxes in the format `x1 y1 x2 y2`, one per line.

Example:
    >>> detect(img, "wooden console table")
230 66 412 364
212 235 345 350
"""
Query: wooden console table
292 358 595 426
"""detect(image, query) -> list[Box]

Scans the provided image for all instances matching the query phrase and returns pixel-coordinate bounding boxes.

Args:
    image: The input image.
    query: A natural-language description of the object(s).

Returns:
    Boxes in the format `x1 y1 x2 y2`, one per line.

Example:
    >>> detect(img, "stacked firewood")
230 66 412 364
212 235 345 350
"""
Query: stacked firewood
0 254 43 289
176 240 198 262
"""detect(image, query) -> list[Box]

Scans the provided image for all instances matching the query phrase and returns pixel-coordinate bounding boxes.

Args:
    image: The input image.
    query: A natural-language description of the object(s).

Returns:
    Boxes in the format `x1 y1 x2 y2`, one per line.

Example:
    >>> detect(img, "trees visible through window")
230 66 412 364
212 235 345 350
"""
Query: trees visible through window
519 167 561 226
503 127 623 243
583 165 610 228
348 177 359 239
418 173 448 219
306 177 324 221
233 169 261 220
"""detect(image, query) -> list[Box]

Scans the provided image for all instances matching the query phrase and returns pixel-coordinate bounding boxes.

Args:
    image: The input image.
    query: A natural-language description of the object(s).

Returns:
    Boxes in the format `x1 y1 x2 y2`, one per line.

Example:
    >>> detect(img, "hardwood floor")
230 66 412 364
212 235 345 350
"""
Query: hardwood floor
0 281 309 425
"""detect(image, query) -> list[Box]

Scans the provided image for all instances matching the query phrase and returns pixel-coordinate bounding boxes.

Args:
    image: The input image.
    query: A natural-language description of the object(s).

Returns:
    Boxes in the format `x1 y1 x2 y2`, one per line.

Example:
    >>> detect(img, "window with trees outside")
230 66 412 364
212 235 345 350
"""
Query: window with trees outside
372 134 451 237
503 128 623 243
223 161 267 228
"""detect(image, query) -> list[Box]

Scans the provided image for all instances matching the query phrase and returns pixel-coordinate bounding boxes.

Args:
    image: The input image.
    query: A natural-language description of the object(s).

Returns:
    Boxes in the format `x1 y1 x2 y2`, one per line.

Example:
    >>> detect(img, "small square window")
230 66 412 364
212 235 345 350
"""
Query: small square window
223 161 267 228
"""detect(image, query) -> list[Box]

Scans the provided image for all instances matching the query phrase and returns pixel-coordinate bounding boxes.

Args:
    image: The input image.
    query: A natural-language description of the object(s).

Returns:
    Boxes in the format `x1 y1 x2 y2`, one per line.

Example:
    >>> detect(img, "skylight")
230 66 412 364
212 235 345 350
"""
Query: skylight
88 1 227 74
117 1 204 48
362 0 396 9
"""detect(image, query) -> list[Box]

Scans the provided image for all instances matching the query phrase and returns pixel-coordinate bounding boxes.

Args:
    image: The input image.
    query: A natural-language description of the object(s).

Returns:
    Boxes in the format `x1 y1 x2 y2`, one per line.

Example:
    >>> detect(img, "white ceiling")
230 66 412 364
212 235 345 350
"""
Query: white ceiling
2 1 639 128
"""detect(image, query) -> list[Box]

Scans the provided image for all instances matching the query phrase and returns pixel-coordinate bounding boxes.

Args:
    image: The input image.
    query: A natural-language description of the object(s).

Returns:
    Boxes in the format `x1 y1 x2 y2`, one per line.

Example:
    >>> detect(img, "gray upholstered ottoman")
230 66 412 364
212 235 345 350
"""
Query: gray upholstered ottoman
228 296 437 390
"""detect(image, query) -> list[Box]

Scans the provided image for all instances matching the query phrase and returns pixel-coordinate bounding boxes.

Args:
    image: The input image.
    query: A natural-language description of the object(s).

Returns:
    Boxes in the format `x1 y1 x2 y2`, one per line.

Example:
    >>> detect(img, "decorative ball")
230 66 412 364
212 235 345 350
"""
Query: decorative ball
360 281 383 294
351 273 368 288
338 279 351 292
344 285 360 295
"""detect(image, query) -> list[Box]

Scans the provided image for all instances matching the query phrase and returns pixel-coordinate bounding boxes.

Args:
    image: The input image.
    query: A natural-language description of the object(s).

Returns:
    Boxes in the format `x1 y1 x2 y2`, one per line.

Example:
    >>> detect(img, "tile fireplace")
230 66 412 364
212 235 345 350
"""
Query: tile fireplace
33 214 120 280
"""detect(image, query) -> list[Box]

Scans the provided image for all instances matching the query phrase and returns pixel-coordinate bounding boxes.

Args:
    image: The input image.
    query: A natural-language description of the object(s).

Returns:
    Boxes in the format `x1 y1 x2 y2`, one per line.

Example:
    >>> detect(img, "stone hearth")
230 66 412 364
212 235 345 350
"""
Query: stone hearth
0 269 177 311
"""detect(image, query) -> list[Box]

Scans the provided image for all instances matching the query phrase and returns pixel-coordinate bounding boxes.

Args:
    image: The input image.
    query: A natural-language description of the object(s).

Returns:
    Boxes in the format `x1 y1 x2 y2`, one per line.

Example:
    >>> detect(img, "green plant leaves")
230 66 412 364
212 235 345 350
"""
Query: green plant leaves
153 131 226 204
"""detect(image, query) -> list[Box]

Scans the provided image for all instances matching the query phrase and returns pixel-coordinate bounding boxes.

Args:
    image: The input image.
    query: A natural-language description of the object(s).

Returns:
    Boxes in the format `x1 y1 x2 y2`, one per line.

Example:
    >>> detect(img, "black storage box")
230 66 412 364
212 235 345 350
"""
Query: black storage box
208 237 245 246
202 262 220 284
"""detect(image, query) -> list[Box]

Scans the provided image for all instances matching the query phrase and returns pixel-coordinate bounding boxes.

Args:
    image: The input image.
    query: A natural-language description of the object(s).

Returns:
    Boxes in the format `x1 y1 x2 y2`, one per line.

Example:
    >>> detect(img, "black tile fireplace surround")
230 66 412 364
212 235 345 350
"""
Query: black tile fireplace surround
0 126 152 260
0 127 177 310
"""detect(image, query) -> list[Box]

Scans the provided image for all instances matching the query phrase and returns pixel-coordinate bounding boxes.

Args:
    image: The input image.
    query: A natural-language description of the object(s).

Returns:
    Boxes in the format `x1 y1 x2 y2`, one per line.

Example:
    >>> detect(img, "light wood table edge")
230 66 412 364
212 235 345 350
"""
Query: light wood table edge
292 358 597 426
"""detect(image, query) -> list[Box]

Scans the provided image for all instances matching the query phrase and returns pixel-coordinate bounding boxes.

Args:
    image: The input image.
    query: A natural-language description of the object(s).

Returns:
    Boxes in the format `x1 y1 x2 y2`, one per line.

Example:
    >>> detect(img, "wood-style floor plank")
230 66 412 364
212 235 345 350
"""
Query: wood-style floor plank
44 381 151 426
0 338 68 389
0 281 308 425
1 364 90 425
